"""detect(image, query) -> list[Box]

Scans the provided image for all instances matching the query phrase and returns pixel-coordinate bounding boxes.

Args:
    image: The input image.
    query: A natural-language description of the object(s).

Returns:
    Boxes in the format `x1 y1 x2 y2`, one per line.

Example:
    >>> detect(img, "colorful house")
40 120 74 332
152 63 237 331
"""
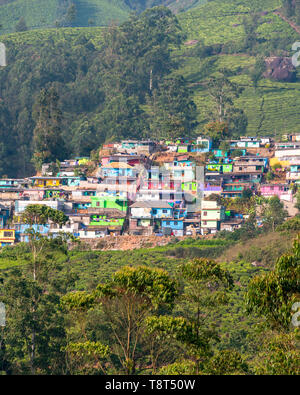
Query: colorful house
230 137 260 148
286 163 300 181
101 162 136 178
161 219 184 236
91 196 128 212
31 177 63 188
121 140 157 155
201 200 225 234
193 136 212 153
0 179 22 189
260 184 292 202
222 183 253 198
30 176 81 188
89 216 125 228
182 181 197 193
0 229 15 246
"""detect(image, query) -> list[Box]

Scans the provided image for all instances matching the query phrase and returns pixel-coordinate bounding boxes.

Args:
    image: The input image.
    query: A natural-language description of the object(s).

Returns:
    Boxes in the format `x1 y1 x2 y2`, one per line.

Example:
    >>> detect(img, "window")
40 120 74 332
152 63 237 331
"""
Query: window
203 221 207 225
166 221 170 225
203 211 207 216
163 209 168 213
174 221 178 226
153 209 157 214
4 231 13 237
96 202 100 207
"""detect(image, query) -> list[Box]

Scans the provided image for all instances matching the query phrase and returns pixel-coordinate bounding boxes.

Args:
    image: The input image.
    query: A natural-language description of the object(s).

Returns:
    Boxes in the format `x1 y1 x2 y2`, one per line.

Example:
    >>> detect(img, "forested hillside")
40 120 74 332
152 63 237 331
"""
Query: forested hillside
0 0 300 178
0 7 198 177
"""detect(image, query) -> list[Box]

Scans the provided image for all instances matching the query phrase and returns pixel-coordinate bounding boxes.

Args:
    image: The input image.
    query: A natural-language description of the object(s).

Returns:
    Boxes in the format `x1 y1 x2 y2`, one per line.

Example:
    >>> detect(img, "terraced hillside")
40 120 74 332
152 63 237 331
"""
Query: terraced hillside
0 0 300 179
176 0 300 136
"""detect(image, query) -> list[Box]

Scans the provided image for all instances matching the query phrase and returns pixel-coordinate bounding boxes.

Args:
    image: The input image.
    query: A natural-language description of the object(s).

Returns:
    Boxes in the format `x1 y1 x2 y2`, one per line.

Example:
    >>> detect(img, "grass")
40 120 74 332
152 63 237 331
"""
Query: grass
0 0 60 33
216 231 295 266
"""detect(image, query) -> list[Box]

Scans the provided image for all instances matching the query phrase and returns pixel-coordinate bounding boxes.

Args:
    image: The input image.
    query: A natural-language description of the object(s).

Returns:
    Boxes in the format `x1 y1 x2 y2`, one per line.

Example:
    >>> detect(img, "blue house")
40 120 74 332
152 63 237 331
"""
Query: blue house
162 219 184 235
101 162 136 178
0 179 23 189
14 224 50 243
61 176 82 187
151 203 173 219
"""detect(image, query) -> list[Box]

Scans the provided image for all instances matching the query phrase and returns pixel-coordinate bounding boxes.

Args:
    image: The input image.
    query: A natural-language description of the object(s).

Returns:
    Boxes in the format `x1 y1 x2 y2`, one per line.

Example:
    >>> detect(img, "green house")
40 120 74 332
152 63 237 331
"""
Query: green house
182 181 197 192
90 216 125 227
91 196 128 212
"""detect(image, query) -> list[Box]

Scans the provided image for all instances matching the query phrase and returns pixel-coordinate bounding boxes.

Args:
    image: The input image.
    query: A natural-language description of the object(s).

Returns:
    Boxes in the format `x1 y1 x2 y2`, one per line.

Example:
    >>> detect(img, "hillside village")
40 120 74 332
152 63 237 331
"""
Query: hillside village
0 133 299 249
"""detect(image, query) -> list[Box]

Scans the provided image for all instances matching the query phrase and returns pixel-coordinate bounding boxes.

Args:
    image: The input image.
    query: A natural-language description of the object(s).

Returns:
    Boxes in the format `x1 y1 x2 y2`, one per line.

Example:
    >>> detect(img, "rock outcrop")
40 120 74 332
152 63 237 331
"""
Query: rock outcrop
263 56 297 82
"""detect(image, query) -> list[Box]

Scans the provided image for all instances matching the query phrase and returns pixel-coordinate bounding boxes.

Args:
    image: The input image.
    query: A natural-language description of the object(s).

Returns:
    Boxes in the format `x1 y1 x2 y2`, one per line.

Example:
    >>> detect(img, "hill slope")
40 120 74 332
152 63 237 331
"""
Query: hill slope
0 0 205 33
176 0 300 135
1 0 300 178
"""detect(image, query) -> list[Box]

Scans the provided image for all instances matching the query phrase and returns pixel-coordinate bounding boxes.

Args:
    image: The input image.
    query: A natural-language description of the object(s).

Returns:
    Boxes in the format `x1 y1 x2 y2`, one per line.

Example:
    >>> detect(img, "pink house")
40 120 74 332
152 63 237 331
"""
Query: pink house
260 184 293 202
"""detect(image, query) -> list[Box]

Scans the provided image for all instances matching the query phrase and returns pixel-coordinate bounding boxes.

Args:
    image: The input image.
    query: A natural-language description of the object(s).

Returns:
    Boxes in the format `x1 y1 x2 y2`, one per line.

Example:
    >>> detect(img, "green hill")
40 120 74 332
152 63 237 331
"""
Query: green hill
175 0 300 136
1 0 300 177
0 0 204 33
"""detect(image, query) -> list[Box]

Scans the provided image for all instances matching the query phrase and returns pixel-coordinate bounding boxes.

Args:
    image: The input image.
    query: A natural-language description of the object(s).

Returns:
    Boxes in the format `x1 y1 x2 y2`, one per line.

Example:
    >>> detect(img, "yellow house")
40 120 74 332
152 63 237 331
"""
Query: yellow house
31 177 62 188
0 229 15 246
270 157 290 168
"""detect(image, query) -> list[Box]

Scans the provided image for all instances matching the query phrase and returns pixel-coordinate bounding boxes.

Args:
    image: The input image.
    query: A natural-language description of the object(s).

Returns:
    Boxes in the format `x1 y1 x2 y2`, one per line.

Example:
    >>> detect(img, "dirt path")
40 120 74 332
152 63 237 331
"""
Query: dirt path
273 10 300 35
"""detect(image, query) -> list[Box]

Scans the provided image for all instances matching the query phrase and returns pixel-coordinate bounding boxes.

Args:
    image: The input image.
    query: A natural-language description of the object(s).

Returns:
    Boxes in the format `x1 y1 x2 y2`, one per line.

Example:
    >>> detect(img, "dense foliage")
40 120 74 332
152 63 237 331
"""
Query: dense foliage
0 7 198 177
0 223 298 375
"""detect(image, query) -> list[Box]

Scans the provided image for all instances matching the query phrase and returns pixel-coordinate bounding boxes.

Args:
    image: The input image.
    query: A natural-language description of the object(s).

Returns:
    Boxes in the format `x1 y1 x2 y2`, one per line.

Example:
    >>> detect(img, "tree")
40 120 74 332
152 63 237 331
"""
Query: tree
246 236 300 331
206 70 247 137
295 0 300 25
204 349 249 375
252 332 300 375
147 75 198 140
65 3 77 26
203 121 229 146
249 56 266 89
32 87 67 170
241 188 253 201
71 118 97 157
146 258 234 374
0 235 76 374
294 188 300 212
261 196 288 231
62 266 178 374
20 204 69 227
246 236 300 375
15 17 28 32
242 13 261 53
218 140 230 153
206 71 244 122
100 7 184 101
283 0 294 17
